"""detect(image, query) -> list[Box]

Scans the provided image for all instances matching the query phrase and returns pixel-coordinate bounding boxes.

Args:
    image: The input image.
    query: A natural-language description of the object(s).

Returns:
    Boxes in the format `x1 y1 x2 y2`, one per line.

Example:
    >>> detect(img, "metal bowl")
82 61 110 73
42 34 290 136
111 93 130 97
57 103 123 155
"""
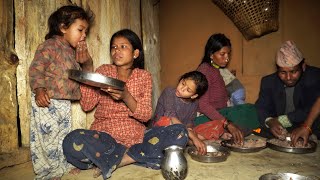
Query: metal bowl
68 69 125 90
187 143 230 163
221 139 267 153
266 139 317 154
259 173 319 180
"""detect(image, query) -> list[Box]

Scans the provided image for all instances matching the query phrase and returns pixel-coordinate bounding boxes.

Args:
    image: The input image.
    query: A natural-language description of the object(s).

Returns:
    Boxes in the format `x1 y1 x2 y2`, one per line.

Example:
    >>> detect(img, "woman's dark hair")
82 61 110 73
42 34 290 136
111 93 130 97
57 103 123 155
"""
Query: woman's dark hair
199 33 231 65
110 29 144 69
45 5 93 40
179 71 208 98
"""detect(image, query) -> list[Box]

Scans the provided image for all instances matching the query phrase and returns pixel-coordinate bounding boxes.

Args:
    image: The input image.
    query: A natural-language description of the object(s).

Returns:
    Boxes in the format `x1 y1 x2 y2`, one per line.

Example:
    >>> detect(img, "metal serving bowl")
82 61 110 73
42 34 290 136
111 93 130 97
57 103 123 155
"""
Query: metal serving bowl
266 139 317 154
68 69 125 90
221 139 267 153
187 143 230 163
259 173 320 180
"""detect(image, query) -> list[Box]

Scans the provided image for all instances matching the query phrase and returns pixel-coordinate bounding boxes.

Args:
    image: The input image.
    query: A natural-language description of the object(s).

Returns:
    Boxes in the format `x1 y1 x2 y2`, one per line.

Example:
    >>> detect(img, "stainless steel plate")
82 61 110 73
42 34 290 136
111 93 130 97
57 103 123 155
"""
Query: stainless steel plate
68 69 125 90
267 139 317 154
259 173 320 180
221 139 266 153
187 143 230 163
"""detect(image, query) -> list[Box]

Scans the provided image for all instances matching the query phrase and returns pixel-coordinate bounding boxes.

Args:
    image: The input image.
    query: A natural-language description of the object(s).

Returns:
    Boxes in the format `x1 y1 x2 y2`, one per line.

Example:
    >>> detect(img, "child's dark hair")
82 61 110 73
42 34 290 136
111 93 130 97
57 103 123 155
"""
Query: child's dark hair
110 29 144 69
199 33 231 65
179 71 208 97
45 5 93 40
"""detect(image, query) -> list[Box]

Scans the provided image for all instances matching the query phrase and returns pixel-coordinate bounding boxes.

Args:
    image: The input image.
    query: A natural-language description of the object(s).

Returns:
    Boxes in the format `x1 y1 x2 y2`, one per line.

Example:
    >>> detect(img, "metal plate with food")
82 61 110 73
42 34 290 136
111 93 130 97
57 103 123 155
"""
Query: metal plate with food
259 173 319 180
187 143 230 163
221 138 267 153
68 69 125 90
266 138 317 154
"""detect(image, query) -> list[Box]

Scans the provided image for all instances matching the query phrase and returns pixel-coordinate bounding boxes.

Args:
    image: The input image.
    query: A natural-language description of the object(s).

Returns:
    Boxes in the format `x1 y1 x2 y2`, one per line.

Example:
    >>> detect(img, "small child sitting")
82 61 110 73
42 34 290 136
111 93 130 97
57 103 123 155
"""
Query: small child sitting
153 71 226 155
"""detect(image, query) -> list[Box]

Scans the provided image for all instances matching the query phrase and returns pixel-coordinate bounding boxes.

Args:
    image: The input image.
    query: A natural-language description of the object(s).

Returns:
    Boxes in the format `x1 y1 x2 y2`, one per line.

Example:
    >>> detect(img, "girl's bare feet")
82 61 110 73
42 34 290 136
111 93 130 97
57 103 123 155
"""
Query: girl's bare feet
69 168 81 175
93 167 102 178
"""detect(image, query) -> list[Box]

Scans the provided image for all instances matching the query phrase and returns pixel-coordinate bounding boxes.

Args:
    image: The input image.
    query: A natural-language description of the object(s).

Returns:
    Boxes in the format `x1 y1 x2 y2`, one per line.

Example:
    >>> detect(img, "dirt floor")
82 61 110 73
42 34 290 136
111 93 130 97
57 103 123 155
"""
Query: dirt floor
1 136 320 180
0 161 162 180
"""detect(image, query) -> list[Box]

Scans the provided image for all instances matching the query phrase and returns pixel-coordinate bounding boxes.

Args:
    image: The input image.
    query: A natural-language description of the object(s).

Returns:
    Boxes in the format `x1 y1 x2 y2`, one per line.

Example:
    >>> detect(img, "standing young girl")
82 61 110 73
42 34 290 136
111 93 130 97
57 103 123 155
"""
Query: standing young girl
62 29 188 180
29 5 93 179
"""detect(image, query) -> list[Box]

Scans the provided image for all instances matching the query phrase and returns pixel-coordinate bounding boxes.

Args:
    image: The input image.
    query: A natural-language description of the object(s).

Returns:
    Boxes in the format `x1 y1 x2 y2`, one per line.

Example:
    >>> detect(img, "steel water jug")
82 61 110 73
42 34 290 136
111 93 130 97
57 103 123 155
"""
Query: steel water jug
161 145 188 180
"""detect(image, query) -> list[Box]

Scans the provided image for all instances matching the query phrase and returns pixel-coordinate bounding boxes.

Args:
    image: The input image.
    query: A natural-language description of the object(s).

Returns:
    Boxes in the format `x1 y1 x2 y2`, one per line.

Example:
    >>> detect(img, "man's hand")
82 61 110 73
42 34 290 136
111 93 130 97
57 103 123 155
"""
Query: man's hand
291 126 310 147
267 118 287 139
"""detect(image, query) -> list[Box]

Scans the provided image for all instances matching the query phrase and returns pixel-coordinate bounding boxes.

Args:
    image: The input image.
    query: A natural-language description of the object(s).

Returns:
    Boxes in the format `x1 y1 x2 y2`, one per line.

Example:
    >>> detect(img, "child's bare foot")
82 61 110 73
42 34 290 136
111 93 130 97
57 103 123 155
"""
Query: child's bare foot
93 167 102 178
69 168 81 175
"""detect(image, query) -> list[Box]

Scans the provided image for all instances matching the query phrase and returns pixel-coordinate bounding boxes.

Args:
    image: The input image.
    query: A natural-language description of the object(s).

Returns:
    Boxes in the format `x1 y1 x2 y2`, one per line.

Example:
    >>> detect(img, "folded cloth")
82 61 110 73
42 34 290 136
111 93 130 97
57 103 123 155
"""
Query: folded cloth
220 68 246 106
63 129 126 180
219 103 260 129
194 114 211 126
219 68 236 85
194 104 260 136
194 120 225 140
230 88 246 105
127 124 188 169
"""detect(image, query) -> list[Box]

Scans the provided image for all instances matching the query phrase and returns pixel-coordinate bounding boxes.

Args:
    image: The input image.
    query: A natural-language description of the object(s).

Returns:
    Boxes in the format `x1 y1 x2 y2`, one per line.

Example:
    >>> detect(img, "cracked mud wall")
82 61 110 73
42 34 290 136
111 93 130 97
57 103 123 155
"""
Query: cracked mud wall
0 0 18 153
